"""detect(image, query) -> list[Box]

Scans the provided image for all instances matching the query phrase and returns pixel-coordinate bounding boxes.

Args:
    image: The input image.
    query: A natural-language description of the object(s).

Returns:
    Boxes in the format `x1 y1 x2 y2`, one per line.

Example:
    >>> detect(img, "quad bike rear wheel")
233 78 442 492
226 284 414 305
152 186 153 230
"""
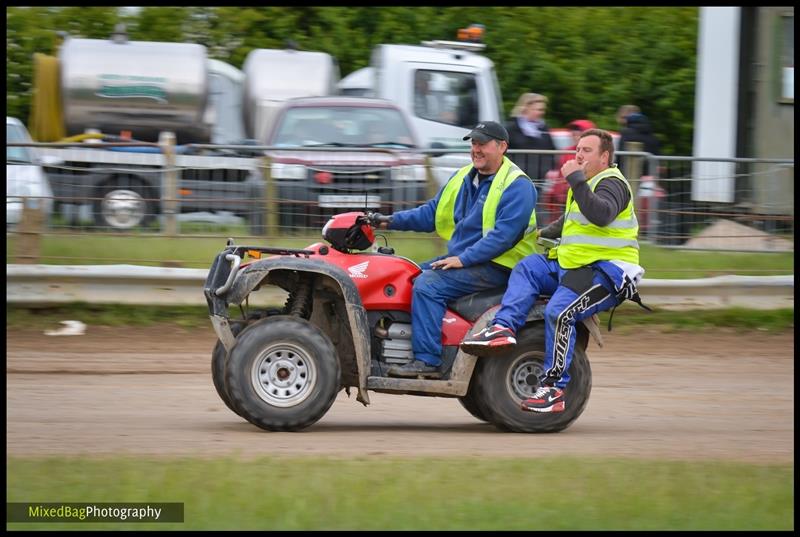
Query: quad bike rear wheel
225 315 340 431
458 359 490 423
472 323 592 433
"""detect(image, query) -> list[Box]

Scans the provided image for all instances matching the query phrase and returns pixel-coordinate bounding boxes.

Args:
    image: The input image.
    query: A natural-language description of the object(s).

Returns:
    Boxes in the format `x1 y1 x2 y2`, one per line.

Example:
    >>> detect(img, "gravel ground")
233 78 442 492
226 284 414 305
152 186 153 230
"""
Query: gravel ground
6 325 794 462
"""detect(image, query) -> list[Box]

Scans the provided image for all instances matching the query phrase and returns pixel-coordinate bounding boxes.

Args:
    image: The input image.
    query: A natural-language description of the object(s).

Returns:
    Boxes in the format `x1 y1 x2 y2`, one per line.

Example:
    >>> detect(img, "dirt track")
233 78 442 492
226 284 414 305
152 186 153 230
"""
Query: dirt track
6 325 794 463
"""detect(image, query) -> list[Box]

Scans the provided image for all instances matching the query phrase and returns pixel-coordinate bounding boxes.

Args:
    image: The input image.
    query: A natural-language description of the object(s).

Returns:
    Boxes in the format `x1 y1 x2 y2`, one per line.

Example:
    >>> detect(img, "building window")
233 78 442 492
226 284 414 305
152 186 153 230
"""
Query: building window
777 14 793 103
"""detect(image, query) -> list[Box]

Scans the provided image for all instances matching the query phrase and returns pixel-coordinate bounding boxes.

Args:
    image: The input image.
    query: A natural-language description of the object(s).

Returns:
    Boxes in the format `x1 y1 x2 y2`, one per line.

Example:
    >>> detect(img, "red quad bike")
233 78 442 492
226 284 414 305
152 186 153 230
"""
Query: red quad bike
204 212 604 433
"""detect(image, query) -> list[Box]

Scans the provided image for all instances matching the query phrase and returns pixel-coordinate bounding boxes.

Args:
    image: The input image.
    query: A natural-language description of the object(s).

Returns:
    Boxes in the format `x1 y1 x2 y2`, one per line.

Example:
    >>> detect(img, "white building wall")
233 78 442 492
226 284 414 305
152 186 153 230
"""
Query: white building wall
692 7 740 203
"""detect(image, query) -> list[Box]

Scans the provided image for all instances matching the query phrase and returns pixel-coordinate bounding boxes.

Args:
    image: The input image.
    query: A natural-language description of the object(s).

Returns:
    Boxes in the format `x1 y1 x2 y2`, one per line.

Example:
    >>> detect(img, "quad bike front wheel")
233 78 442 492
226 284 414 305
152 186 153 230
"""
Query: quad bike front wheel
211 320 247 416
225 315 340 431
472 323 592 433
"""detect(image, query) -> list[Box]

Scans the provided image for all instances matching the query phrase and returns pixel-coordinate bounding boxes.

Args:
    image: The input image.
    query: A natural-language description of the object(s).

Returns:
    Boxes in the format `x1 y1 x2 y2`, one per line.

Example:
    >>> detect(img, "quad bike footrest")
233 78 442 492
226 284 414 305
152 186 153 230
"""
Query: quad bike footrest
366 376 469 396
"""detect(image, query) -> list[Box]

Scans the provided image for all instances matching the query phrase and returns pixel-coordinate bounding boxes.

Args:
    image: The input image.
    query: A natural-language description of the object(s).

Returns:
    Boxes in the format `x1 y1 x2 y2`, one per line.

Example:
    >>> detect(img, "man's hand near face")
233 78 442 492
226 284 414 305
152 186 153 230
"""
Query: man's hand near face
561 158 583 179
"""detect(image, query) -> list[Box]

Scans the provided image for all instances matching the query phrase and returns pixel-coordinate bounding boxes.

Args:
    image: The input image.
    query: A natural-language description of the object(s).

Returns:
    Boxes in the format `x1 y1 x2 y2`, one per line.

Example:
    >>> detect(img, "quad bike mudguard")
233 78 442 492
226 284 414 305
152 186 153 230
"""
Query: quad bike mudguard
204 249 372 405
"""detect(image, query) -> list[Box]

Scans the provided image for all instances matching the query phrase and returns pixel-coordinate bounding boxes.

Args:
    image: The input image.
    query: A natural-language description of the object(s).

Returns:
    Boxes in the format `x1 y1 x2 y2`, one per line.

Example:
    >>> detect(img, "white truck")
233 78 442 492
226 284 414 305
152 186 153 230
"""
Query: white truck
31 24 503 229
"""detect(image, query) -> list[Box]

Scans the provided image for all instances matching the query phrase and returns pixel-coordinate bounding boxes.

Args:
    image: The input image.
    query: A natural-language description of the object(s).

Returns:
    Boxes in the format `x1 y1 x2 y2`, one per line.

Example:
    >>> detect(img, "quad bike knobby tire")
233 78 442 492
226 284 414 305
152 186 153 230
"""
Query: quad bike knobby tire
458 359 490 423
472 323 591 433
224 315 340 431
211 320 247 415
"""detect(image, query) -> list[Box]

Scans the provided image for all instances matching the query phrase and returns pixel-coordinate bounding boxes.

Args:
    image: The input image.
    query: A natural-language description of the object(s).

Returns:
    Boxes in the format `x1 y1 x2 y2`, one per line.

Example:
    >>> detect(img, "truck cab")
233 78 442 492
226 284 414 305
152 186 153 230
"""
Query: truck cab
371 40 502 151
338 25 502 186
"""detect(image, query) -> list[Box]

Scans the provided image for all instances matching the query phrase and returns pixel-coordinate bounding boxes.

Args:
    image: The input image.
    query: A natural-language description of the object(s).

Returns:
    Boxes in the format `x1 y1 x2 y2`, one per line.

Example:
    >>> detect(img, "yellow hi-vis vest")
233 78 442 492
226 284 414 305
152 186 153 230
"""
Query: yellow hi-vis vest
554 165 639 269
434 156 537 270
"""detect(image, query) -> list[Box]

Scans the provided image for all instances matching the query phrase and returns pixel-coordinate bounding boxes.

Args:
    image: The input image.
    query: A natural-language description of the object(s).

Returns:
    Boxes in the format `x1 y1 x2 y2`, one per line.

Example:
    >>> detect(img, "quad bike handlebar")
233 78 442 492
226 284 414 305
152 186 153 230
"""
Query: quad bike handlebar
362 212 392 228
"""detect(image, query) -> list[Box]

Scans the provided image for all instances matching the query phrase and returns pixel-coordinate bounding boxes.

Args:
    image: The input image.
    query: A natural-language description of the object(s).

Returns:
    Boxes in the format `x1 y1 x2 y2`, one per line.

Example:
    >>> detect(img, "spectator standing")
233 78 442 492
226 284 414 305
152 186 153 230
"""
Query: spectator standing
505 93 556 183
618 112 661 176
615 104 640 129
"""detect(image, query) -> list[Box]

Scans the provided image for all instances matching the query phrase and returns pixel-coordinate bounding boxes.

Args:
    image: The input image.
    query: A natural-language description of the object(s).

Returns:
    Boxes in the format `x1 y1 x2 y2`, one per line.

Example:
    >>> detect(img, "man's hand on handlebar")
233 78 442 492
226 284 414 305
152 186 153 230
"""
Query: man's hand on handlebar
366 212 392 230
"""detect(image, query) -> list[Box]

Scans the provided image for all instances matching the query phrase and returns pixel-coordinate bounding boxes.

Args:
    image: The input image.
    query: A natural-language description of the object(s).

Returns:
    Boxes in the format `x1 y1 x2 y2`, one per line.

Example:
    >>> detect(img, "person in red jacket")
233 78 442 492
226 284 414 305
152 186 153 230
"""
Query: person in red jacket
541 119 597 225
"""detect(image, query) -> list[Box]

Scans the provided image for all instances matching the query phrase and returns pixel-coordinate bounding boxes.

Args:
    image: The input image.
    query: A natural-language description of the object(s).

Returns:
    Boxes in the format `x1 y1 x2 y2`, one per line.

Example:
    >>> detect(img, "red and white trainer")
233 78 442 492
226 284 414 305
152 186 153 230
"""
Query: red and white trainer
460 324 516 356
520 386 565 413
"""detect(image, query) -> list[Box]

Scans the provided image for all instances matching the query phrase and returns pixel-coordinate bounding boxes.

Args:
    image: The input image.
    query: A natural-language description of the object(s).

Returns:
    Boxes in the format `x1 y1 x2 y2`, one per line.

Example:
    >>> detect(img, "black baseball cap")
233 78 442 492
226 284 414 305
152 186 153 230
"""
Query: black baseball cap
462 121 509 143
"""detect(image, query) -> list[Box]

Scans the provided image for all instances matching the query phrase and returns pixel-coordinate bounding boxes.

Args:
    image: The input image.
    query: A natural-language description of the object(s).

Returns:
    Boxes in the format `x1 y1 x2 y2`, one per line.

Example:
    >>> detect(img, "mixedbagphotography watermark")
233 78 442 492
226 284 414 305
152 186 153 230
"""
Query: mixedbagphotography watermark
7 502 184 523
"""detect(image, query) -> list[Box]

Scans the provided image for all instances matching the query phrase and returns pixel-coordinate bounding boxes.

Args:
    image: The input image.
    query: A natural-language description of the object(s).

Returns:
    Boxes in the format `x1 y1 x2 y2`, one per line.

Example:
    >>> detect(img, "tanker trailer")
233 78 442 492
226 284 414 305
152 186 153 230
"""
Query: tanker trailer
59 31 211 144
34 27 264 232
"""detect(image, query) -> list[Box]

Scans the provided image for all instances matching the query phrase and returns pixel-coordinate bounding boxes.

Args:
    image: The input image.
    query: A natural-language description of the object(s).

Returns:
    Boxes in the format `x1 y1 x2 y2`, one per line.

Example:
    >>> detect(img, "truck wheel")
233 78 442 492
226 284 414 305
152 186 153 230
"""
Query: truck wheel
225 315 340 431
94 177 154 230
458 360 490 422
211 320 247 415
472 323 592 433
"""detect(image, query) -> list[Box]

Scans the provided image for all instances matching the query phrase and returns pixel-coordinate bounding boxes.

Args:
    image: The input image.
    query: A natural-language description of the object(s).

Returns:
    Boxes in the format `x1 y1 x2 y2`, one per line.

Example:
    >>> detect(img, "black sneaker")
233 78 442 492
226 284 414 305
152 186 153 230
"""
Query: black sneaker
520 386 565 413
387 359 442 379
460 324 516 355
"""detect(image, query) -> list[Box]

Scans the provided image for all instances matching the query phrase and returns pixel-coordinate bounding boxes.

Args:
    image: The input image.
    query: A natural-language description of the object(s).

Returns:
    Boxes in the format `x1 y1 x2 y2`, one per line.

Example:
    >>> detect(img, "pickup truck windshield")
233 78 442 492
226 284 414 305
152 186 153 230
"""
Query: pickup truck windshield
273 106 416 149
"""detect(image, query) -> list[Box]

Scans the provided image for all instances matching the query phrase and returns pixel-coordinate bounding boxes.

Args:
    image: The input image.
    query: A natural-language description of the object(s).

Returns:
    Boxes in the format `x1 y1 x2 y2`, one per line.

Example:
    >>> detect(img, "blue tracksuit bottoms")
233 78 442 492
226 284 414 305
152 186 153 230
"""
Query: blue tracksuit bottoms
412 257 511 366
492 254 624 388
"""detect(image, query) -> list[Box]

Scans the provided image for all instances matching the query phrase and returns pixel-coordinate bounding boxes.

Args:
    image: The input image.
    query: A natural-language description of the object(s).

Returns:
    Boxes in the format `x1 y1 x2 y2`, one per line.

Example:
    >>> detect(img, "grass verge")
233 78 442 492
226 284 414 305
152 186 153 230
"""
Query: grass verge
6 232 794 278
6 456 793 530
599 304 794 333
6 303 795 333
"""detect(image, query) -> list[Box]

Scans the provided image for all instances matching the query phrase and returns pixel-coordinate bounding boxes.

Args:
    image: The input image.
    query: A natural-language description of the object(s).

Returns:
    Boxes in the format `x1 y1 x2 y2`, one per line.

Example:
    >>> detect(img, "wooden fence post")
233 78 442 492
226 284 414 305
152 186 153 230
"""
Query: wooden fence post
15 199 44 264
264 155 277 236
159 131 178 237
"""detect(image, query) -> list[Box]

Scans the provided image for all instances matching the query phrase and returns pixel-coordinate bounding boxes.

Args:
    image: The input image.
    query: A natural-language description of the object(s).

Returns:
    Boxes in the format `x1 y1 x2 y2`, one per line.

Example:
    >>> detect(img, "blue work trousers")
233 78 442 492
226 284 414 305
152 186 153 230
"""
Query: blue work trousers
493 254 622 387
412 258 511 366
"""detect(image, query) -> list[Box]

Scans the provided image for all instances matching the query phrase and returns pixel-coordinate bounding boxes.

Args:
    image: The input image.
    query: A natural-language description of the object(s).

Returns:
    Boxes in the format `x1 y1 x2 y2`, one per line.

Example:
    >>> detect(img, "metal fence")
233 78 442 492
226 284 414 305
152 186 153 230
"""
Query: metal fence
6 140 795 266
9 141 434 237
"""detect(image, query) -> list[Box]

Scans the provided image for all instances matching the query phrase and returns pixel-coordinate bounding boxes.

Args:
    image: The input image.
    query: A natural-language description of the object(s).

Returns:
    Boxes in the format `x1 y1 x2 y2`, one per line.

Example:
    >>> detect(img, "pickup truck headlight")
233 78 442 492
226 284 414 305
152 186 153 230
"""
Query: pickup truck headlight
391 164 427 182
271 163 307 180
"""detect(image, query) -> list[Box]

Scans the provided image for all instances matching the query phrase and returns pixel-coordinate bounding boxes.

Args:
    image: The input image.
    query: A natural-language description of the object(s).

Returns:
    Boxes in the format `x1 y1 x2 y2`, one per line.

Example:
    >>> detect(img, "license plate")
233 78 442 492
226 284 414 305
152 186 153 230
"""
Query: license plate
317 195 381 208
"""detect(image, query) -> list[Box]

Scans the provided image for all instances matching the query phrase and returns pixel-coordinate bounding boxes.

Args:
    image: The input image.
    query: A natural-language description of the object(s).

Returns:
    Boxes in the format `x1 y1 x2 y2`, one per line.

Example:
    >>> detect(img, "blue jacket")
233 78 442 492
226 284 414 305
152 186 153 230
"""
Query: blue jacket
389 166 537 267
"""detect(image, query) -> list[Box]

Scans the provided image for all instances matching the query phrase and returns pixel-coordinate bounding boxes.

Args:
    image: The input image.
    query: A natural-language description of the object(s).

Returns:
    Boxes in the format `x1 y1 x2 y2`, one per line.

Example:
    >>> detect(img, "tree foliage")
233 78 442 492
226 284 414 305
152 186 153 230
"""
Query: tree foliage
6 6 698 154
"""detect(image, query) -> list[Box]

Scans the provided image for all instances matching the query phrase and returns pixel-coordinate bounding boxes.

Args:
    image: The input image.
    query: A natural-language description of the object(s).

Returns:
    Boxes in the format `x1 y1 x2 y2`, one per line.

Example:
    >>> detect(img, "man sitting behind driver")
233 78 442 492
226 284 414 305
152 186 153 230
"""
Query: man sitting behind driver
460 128 645 412
377 121 537 378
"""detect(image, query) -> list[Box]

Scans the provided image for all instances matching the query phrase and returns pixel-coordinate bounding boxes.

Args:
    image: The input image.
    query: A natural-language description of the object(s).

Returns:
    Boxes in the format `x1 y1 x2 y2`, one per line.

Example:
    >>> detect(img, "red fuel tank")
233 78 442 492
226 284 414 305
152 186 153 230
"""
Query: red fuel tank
306 243 421 311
